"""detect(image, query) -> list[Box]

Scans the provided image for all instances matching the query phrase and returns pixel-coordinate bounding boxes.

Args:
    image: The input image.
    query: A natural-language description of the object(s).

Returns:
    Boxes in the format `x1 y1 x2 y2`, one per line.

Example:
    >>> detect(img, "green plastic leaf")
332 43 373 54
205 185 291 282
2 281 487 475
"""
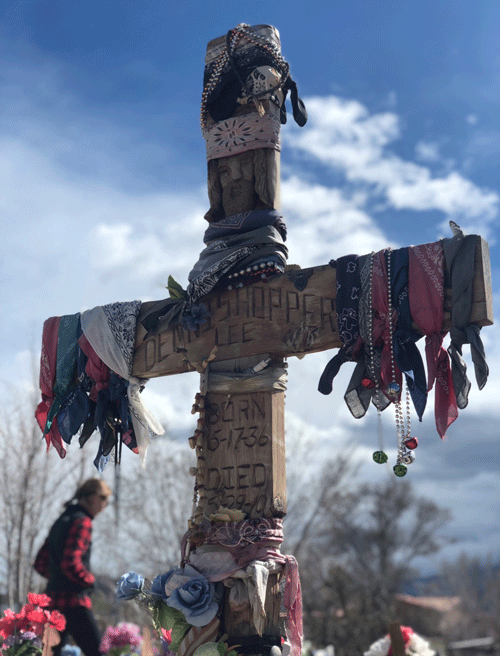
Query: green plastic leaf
169 620 191 652
167 276 186 300
151 603 190 652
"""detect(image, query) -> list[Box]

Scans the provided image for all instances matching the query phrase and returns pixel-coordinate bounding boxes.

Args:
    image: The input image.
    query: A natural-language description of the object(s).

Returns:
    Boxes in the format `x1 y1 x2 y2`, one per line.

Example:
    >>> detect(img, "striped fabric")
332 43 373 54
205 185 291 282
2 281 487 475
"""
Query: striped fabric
177 617 220 656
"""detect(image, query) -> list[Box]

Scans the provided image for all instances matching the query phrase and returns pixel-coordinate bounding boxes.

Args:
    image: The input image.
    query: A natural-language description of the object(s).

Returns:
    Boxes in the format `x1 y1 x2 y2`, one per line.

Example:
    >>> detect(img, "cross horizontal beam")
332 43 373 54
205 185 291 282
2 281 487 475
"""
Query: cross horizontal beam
132 237 493 379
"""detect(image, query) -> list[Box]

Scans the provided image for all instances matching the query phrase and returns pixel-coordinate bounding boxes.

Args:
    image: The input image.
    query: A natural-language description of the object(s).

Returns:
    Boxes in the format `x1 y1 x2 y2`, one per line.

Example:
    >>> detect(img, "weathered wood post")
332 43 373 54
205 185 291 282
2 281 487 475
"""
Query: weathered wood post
186 24 303 654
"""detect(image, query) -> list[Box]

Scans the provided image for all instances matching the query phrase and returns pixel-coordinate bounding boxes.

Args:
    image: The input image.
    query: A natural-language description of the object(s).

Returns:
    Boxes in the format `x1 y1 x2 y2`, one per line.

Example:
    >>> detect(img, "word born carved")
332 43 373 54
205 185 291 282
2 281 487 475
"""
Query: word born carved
142 281 336 371
202 393 274 517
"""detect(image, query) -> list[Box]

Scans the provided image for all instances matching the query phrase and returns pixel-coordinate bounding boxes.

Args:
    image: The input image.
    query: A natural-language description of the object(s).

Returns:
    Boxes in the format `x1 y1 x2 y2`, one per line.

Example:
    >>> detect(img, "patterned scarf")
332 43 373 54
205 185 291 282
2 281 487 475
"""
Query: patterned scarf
204 209 286 243
318 255 360 395
37 314 82 457
187 222 288 305
35 316 66 458
196 518 302 656
344 254 390 418
443 233 489 408
81 301 164 463
57 330 91 445
409 242 457 438
390 248 427 420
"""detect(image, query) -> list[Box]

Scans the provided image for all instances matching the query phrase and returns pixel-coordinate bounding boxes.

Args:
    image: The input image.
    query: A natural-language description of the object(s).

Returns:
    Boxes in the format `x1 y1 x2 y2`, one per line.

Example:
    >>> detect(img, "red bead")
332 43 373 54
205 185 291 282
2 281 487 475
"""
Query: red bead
361 378 375 389
405 437 418 450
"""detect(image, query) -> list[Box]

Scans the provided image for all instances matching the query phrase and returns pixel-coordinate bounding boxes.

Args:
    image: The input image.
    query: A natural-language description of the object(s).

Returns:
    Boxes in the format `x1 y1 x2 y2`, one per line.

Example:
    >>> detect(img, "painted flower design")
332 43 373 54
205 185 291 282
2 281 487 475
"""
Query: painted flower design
212 119 253 150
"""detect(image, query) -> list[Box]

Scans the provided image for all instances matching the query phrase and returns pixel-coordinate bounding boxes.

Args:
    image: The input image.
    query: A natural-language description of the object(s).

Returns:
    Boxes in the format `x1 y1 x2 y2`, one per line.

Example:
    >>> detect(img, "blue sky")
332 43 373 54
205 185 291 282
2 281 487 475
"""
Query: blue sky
1 0 499 573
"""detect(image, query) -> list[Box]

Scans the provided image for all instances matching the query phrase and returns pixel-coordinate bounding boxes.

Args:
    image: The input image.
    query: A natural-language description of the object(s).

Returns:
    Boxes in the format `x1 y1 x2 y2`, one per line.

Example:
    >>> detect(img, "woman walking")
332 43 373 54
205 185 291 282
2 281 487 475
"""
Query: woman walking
34 478 112 656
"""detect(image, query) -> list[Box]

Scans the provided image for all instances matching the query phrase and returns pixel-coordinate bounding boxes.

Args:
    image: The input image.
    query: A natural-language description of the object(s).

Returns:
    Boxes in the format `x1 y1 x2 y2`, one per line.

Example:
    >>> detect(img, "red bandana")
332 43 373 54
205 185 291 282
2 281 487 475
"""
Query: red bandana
409 242 457 437
78 334 110 401
35 317 66 458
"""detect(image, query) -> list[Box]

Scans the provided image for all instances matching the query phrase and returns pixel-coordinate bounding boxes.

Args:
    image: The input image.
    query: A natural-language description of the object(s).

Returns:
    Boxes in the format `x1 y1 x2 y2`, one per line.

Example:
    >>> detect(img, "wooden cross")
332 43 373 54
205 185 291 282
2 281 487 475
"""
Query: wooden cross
127 24 493 651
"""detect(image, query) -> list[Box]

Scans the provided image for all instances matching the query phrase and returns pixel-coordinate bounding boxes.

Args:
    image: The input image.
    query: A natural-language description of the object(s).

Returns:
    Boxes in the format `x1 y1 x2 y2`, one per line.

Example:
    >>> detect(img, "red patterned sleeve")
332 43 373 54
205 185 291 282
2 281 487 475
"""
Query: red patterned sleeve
34 538 50 578
60 516 95 587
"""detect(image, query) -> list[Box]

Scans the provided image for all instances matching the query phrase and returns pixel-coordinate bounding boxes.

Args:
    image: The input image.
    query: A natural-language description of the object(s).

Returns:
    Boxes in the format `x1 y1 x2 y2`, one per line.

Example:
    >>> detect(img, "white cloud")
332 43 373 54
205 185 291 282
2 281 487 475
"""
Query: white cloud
415 141 441 162
282 175 394 265
285 96 499 239
286 96 400 170
389 171 499 231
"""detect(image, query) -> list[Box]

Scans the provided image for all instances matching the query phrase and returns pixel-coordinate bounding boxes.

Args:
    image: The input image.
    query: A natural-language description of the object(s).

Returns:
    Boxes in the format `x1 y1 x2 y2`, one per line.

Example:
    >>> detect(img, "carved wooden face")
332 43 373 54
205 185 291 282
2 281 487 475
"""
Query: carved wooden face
217 152 258 216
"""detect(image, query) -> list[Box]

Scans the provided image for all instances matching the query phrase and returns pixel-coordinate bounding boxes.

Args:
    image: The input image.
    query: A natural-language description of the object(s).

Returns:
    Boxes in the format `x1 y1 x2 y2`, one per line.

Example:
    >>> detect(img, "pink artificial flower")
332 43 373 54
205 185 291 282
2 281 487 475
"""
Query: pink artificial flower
160 629 172 644
27 593 51 608
0 609 19 638
24 607 47 626
99 623 143 653
48 610 66 632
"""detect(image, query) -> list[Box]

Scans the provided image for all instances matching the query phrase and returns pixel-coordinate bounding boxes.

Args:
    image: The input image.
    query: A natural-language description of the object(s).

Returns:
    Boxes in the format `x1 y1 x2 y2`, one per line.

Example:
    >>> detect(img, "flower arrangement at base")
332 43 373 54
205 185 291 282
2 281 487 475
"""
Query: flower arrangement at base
99 623 143 656
0 593 66 656
116 567 222 655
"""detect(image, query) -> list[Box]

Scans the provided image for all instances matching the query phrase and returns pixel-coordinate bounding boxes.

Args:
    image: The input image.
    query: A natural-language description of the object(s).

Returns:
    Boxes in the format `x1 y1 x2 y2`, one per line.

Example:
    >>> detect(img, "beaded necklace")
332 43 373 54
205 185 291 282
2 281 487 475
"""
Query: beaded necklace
371 249 418 476
201 23 289 131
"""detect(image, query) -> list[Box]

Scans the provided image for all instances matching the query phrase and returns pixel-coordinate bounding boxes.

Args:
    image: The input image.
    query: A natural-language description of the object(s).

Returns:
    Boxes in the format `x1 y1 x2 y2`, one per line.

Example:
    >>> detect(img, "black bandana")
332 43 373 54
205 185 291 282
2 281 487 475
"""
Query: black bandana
318 255 360 395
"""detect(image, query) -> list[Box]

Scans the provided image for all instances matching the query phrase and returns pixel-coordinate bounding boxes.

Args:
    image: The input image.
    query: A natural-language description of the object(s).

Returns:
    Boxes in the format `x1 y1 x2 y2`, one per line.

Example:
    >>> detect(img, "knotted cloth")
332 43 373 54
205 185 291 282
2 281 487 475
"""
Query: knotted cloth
409 242 457 438
186 518 302 656
344 253 390 417
442 232 489 408
81 301 164 462
35 316 66 457
318 255 360 395
390 247 427 420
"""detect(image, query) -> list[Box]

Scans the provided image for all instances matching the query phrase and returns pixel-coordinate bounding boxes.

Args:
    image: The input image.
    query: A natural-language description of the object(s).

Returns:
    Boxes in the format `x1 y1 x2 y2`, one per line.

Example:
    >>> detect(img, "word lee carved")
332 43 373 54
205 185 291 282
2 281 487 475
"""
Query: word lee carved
133 265 339 378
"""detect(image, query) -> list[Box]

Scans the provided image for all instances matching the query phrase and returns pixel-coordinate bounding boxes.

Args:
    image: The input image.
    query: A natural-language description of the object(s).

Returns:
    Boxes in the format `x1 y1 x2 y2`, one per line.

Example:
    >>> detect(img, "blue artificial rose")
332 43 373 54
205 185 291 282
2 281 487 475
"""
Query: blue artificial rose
61 647 81 656
116 571 144 600
151 569 176 601
166 575 218 627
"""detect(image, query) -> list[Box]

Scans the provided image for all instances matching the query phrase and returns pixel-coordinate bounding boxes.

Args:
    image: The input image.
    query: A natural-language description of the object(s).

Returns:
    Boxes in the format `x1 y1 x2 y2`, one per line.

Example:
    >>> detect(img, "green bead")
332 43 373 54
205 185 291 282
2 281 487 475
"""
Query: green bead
393 464 408 477
373 451 388 464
